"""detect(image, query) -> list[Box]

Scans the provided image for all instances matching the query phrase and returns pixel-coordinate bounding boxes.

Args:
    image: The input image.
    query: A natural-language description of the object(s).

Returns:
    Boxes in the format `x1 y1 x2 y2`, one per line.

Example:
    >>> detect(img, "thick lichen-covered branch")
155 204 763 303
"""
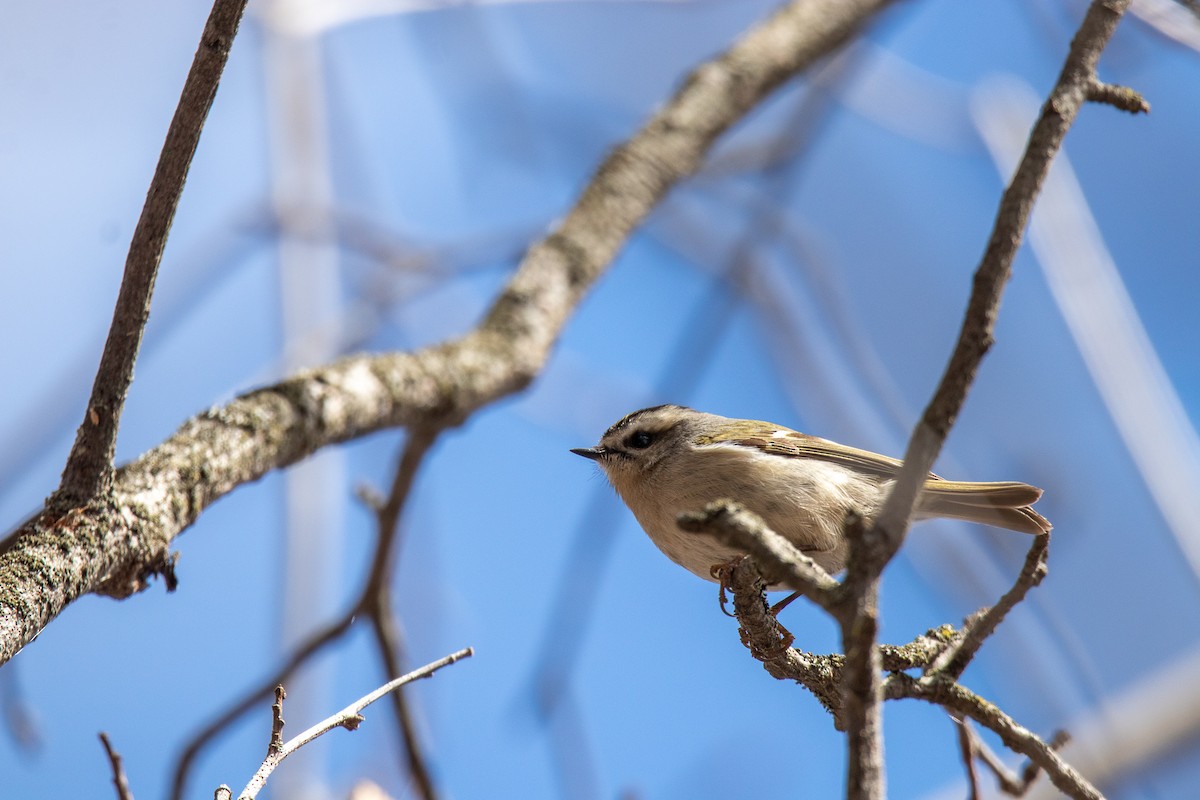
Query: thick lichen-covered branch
0 0 899 668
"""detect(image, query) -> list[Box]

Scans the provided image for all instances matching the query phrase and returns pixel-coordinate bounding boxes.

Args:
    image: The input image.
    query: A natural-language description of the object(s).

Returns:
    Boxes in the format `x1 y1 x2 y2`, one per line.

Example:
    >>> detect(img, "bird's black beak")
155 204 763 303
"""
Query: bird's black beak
570 447 606 461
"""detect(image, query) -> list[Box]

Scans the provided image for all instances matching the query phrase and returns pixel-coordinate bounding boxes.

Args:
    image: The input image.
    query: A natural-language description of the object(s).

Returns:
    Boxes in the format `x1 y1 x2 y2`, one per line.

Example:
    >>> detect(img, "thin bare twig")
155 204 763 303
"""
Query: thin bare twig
54 0 250 509
891 676 1098 799
170 613 355 800
365 428 438 590
927 533 1049 679
870 0 1135 565
99 732 135 800
1013 731 1072 794
267 686 285 758
956 718 982 800
234 648 473 800
962 720 1072 797
1085 78 1150 113
828 1 1137 795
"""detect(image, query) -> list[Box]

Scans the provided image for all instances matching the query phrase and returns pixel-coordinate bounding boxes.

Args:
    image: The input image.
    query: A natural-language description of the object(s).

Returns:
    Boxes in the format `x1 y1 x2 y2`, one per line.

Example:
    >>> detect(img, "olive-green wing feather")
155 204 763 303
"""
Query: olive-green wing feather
712 429 1050 535
712 429 933 480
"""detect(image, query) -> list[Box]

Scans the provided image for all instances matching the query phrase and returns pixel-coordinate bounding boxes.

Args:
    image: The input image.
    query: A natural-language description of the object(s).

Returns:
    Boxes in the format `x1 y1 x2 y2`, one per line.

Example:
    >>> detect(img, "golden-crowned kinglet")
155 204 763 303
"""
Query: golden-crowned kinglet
571 405 1050 582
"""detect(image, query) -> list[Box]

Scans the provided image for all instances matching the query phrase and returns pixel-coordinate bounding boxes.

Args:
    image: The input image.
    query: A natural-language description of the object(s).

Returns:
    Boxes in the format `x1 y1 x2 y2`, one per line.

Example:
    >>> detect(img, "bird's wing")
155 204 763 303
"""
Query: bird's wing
715 429 1045 501
714 430 1049 533
719 430 928 481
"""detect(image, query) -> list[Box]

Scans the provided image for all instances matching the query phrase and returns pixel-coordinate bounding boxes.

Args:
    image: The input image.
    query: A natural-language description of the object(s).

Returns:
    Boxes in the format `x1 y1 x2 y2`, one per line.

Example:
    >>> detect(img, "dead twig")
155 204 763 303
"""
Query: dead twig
959 719 1072 797
233 649 473 800
99 732 135 800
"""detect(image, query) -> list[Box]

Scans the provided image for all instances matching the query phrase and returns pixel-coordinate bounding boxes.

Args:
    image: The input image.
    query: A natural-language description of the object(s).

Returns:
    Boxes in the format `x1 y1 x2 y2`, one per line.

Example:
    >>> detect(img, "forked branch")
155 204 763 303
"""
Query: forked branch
233 649 473 800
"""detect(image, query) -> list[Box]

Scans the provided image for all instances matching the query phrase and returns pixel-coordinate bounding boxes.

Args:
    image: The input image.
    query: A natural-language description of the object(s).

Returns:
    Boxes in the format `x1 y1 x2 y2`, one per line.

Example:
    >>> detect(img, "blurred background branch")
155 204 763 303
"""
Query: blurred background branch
1 0 1195 798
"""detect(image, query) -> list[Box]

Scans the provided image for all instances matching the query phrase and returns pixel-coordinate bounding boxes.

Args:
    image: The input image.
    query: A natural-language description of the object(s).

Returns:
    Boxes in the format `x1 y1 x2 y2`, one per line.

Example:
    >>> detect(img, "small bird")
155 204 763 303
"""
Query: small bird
572 405 1050 583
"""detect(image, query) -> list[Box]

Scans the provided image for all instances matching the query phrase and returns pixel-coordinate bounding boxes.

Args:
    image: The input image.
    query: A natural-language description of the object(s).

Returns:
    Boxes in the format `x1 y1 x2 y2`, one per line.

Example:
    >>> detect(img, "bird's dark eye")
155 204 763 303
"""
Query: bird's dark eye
627 431 654 449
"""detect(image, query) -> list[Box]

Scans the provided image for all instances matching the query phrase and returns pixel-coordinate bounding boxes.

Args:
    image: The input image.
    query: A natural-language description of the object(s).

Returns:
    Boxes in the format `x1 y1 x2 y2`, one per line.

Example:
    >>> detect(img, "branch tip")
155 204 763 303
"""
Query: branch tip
99 731 135 800
1086 78 1150 113
267 685 286 757
234 649 472 799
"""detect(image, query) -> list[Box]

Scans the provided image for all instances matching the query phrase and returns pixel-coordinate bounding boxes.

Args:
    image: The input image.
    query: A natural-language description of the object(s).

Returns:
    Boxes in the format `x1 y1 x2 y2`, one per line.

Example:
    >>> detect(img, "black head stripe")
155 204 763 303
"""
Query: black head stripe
602 404 689 439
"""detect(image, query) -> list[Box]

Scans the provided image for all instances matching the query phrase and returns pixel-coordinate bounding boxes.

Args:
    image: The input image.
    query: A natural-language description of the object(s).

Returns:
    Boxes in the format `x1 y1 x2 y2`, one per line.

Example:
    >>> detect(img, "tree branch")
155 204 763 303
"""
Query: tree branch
890 676 1100 800
699 507 1096 797
677 500 841 608
955 718 983 800
99 732 135 800
958 718 1072 797
835 511 885 800
266 686 286 759
926 533 1050 679
870 0 1135 565
54 0 250 509
359 427 442 800
832 1 1135 795
1085 78 1150 114
0 0 901 669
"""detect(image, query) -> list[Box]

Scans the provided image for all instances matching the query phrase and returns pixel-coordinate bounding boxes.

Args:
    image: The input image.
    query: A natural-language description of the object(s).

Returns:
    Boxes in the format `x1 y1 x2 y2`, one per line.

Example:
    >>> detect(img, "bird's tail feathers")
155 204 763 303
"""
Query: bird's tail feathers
917 480 1051 535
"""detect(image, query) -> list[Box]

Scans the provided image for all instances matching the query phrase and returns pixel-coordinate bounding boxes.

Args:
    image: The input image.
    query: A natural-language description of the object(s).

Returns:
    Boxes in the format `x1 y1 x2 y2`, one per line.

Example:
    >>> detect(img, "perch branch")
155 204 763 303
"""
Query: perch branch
677 500 841 607
169 614 355 800
705 508 1098 798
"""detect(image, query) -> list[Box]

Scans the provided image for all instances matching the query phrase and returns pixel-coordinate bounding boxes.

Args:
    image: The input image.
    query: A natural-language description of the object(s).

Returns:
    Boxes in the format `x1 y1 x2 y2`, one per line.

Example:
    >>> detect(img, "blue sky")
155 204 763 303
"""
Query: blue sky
2 1 1199 798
